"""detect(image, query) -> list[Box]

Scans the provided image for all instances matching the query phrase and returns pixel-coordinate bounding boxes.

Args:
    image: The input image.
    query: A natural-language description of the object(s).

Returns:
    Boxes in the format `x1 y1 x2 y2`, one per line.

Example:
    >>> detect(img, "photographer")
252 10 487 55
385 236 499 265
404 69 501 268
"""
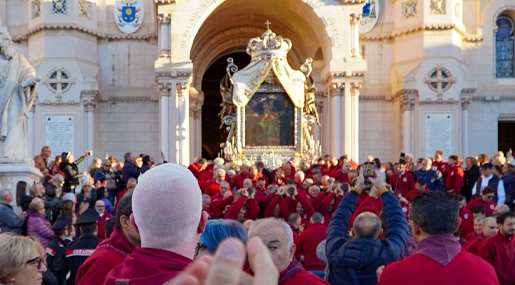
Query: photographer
60 151 92 193
224 187 260 221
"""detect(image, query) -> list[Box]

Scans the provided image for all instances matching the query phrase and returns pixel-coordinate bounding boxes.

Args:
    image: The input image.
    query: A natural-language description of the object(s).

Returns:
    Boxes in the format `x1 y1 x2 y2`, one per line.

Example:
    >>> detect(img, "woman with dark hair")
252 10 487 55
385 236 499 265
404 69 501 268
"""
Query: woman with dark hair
373 158 386 181
195 219 248 259
60 151 91 193
15 181 32 212
140 155 153 174
463 156 480 202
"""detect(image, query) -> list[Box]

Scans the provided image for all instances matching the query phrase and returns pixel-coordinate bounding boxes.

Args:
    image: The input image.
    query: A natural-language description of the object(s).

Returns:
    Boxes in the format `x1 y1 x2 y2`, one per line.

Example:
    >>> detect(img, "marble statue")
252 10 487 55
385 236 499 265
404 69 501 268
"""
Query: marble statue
0 31 41 163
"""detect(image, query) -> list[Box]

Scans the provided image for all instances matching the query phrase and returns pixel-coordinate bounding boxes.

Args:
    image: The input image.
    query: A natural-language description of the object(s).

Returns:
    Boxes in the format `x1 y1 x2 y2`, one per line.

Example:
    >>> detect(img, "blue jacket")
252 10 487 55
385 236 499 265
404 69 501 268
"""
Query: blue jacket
414 169 444 191
502 173 515 205
326 190 410 285
0 202 25 235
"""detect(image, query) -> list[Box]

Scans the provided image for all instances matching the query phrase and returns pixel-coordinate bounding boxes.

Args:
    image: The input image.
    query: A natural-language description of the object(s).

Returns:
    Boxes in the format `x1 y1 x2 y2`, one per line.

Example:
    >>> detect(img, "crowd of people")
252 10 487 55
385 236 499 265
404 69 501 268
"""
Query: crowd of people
0 146 514 285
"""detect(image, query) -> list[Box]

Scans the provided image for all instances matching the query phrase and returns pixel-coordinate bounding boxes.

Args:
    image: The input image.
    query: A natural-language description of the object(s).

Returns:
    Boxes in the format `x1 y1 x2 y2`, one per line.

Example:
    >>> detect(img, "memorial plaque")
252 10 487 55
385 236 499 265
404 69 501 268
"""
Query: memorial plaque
425 114 453 158
45 116 74 156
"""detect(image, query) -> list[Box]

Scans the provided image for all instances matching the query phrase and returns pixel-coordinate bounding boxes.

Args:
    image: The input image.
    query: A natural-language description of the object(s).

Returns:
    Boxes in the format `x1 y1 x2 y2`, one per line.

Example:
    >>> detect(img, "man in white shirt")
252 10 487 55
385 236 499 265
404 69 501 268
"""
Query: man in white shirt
472 163 505 205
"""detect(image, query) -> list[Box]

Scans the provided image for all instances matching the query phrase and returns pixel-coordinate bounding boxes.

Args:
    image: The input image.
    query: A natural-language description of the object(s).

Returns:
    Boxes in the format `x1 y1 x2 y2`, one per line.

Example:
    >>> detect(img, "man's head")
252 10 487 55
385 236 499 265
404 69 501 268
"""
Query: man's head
255 177 266 190
41 146 51 159
248 166 258 179
196 158 208 171
482 216 498 238
341 161 352 173
457 195 466 208
421 159 432 171
348 170 358 183
497 212 515 238
410 191 460 243
473 217 485 235
310 212 324 225
300 161 311 172
249 218 295 272
282 163 292 177
116 193 140 247
82 182 93 196
202 194 211 211
294 171 305 184
481 163 494 177
472 206 486 218
301 178 313 190
240 164 250 175
0 32 15 59
288 213 301 228
94 200 106 215
255 161 265 171
266 185 278 195
124 152 134 163
237 205 247 222
493 204 510 215
312 171 322 184
126 178 137 192
415 177 426 192
132 163 206 255
243 178 253 189
481 187 495 203
214 168 226 182
219 181 230 195
434 150 443 162
308 185 321 198
353 212 382 239
0 189 13 204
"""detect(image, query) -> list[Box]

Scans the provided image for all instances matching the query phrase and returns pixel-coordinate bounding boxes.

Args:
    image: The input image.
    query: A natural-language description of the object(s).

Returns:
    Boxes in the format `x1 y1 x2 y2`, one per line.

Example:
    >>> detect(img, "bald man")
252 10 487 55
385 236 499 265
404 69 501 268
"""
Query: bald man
493 204 509 215
466 216 498 255
105 164 207 285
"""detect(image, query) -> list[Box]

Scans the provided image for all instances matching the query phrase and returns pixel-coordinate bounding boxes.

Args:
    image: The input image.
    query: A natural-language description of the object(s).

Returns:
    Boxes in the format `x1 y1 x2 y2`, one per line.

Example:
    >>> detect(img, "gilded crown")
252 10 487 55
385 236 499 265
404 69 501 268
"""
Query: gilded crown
246 25 292 61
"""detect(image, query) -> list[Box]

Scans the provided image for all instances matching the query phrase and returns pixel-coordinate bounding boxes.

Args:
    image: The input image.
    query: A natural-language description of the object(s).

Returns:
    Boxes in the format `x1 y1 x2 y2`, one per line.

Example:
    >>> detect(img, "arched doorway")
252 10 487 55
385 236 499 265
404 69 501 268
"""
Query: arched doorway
201 52 250 159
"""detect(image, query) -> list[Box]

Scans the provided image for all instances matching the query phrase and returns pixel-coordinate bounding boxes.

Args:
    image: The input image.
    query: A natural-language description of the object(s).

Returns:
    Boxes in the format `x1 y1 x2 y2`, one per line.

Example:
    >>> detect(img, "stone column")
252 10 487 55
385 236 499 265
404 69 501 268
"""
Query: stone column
343 83 352 157
401 95 415 154
350 13 362 58
158 13 171 57
351 82 362 162
82 91 98 167
314 101 323 143
171 81 190 166
461 98 470 157
330 83 343 157
28 104 36 157
158 81 171 162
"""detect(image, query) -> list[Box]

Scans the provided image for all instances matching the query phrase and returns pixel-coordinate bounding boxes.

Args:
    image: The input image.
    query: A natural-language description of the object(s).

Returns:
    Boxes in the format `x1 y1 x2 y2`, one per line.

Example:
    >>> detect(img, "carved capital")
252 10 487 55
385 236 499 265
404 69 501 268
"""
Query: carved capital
176 82 189 97
461 98 471 110
350 13 362 25
315 101 324 113
81 90 98 112
350 82 363 95
401 97 416 112
158 81 172 97
158 13 171 25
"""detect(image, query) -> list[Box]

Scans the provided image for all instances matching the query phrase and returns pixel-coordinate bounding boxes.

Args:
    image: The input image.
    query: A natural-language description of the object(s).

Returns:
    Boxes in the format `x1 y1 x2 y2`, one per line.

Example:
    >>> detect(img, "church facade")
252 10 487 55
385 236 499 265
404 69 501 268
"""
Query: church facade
1 0 514 167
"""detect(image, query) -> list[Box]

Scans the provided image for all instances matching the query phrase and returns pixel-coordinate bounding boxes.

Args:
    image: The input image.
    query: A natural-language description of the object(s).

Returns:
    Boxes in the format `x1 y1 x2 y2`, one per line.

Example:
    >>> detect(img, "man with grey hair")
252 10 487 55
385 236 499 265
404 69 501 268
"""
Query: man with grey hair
0 31 40 160
105 163 208 284
248 218 328 284
202 167 226 197
326 173 409 285
493 204 509 215
0 188 26 234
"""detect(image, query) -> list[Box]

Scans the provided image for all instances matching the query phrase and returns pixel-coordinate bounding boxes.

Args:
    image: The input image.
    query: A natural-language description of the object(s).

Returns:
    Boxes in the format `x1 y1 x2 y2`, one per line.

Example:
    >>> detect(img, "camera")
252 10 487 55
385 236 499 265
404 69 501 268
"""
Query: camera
247 187 255 197
287 187 296 196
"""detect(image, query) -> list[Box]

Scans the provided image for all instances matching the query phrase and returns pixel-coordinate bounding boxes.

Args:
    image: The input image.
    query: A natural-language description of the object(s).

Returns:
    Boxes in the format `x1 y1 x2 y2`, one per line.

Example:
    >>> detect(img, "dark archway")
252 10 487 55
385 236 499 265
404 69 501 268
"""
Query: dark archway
201 52 250 160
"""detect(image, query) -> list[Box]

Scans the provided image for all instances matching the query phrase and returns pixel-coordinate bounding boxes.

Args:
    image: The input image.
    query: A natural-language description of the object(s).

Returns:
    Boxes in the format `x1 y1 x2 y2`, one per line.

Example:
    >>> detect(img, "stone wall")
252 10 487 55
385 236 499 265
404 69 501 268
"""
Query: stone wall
359 99 396 163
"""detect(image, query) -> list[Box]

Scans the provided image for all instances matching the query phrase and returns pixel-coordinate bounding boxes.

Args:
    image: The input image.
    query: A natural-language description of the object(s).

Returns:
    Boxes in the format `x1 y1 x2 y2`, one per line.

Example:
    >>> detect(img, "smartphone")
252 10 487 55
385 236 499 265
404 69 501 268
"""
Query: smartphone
87 150 93 156
399 153 406 165
327 178 335 185
363 162 374 180
287 187 296 196
247 187 255 197
341 183 349 191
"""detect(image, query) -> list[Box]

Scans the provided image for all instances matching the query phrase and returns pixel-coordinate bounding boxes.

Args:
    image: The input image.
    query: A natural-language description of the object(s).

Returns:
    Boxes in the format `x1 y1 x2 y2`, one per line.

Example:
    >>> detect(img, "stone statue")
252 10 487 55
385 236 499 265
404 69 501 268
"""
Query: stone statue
0 31 41 163
219 74 236 128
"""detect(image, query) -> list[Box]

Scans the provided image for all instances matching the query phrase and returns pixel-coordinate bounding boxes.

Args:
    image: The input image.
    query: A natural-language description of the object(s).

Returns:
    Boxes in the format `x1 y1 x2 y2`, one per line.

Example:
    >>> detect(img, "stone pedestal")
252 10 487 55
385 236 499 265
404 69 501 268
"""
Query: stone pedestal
0 163 43 191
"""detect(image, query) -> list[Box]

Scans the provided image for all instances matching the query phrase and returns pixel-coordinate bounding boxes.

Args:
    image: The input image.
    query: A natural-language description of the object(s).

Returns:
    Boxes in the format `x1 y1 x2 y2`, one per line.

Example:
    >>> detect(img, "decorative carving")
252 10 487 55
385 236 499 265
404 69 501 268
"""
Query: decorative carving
12 25 156 42
360 96 386 100
108 96 152 102
154 0 176 3
350 82 363 94
82 90 99 112
79 0 91 19
350 13 362 25
461 98 471 110
454 2 460 18
158 82 172 97
52 0 66 14
419 99 458 104
42 66 76 98
158 13 171 24
401 96 416 111
176 82 188 97
359 24 483 42
246 22 293 61
430 0 445 14
32 1 41 19
403 1 417 20
423 65 455 96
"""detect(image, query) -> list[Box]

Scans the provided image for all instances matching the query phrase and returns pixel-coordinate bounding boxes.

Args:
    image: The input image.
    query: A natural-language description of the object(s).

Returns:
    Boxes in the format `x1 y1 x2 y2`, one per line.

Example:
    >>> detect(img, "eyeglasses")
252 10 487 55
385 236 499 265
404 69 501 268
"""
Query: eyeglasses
194 242 207 257
26 257 45 270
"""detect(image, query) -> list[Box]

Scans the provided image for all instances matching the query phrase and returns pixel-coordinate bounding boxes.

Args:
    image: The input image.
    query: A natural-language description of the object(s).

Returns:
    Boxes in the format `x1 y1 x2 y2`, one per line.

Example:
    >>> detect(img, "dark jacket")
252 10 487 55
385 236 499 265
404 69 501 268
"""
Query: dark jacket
61 156 86 192
62 233 101 285
326 190 410 285
502 173 515 206
0 202 25 235
121 161 140 184
414 169 444 191
463 165 480 201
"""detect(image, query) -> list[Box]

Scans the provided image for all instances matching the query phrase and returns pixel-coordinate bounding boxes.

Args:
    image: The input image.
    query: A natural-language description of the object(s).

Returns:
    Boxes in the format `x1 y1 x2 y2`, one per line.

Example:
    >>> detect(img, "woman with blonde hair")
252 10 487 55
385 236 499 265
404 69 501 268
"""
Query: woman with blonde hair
87 158 102 177
0 234 47 285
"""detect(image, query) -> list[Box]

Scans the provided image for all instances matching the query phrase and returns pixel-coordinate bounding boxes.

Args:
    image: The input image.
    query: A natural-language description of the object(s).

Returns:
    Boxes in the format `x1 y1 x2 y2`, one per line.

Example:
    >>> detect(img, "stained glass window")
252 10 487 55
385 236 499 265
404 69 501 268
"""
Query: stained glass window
496 16 514 78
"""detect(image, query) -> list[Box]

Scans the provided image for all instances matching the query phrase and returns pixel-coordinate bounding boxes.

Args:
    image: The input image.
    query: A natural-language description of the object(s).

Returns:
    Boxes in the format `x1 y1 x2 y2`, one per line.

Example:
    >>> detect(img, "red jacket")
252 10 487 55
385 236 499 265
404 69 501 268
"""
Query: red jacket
466 197 496 217
433 161 450 181
295 223 327 271
104 248 191 285
466 232 479 242
466 233 486 255
230 173 247 190
202 180 221 197
478 232 515 285
329 170 350 184
224 196 260 220
405 189 429 203
445 165 464 194
378 246 498 285
96 213 112 240
280 194 315 221
76 227 136 285
315 193 343 227
458 207 472 238
388 171 415 197
187 164 202 178
279 259 329 285
210 195 233 219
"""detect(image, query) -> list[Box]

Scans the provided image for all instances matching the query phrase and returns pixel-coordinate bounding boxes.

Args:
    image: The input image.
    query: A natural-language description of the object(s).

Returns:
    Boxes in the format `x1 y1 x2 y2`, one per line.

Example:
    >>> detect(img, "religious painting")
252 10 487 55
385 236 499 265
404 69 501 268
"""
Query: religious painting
245 93 294 146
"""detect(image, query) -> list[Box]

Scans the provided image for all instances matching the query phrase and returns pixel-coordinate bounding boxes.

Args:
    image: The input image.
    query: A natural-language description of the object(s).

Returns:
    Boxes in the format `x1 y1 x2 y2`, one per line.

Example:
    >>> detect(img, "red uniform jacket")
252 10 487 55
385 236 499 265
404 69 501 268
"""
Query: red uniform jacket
329 170 350 184
388 171 416 197
478 232 515 285
433 161 450 182
76 227 136 285
104 247 192 285
280 194 315 221
210 195 233 219
466 233 486 255
315 193 343 227
466 232 479 242
405 189 429 203
224 196 260 220
445 165 464 194
230 173 247 190
201 180 221 197
96 213 112 240
294 223 327 271
466 197 496 217
187 164 202 178
264 195 283 218
460 218 476 239
350 194 383 229
458 207 472 238
378 236 498 285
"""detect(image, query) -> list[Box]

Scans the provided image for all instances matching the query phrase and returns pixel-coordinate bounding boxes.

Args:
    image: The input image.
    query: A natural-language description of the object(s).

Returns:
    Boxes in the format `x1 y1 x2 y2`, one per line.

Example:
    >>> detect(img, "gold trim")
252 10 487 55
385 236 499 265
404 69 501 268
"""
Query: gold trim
360 24 483 42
